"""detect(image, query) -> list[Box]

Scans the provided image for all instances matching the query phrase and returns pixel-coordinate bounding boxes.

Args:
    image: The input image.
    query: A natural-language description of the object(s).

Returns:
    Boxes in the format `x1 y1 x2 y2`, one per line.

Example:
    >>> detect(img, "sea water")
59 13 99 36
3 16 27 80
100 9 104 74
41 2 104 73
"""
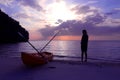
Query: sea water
0 40 120 62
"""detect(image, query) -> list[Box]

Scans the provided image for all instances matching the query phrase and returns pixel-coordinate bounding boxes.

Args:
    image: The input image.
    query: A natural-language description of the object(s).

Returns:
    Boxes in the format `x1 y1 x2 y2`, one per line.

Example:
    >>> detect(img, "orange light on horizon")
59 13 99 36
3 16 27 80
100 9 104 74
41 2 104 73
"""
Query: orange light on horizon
48 35 81 40
48 35 95 40
29 32 110 41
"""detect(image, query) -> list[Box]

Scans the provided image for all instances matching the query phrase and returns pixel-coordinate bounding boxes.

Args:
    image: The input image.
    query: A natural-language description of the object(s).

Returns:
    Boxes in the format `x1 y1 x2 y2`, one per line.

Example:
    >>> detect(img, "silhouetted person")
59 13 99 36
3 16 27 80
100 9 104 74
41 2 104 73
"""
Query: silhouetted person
81 30 88 62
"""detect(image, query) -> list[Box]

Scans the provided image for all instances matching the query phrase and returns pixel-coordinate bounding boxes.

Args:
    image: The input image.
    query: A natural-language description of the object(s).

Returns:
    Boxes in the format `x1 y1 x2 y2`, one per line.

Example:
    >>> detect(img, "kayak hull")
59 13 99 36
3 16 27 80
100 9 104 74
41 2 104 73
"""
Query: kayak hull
21 52 53 66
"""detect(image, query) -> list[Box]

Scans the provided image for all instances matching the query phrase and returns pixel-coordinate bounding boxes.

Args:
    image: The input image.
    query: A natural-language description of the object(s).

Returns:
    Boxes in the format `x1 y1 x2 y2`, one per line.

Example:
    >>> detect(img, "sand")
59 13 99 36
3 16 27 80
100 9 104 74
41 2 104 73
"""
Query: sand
0 57 120 80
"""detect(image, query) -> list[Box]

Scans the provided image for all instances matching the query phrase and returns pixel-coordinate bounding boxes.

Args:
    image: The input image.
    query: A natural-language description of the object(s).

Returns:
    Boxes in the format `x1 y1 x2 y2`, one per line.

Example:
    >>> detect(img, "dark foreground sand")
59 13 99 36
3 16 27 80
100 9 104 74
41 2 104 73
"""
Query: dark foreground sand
0 57 120 80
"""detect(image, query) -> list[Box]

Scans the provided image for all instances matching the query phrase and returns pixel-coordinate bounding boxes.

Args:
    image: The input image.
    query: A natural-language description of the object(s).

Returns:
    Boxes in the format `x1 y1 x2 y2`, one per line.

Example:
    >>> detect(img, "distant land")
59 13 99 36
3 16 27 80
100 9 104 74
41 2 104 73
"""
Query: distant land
0 9 29 43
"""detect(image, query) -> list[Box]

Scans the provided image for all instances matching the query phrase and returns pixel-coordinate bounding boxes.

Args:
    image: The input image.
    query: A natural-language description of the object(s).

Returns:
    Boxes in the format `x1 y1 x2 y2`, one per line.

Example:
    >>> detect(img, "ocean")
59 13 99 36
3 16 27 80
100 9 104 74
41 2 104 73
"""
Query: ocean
0 40 120 62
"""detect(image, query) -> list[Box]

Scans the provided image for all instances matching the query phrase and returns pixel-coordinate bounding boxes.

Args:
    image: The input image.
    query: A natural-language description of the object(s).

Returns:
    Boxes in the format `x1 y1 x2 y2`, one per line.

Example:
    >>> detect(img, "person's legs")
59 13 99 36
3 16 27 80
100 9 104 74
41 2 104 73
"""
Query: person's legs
84 51 87 62
81 52 84 62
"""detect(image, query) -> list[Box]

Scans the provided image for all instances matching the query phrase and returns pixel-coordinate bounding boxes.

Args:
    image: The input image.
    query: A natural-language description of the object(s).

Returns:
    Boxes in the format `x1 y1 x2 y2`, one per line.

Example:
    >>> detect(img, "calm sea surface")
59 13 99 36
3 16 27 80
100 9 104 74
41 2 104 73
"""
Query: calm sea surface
0 40 120 62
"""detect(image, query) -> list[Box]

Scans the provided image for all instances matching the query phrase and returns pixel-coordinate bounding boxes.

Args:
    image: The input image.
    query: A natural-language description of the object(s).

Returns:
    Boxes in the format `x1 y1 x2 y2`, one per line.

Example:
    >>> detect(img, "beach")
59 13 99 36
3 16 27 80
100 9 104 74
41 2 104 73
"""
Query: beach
0 41 120 80
0 57 120 80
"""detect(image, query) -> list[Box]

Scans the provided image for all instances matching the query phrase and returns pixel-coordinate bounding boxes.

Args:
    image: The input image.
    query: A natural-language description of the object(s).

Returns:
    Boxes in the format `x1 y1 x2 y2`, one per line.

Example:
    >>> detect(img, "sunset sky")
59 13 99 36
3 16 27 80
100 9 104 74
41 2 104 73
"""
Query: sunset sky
0 0 120 40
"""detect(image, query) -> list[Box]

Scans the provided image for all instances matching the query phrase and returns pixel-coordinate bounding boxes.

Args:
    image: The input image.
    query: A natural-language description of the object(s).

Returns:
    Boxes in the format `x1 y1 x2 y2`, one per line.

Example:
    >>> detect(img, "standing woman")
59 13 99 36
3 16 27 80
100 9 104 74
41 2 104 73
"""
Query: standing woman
81 30 89 62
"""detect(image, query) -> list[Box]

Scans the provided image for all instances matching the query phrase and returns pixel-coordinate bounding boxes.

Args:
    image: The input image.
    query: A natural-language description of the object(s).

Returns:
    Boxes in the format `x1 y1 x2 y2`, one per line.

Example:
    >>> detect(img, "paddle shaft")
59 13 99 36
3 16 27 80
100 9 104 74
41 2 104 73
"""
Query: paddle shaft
40 30 60 52
18 32 45 58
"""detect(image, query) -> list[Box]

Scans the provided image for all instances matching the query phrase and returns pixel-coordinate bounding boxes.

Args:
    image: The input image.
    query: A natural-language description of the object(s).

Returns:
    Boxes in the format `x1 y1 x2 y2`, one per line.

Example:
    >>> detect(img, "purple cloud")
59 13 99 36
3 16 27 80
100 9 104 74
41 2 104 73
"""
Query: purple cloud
40 20 120 38
106 8 120 16
13 13 30 19
17 0 42 11
38 3 120 40
0 0 14 6
39 6 120 40
72 5 99 15
85 13 106 24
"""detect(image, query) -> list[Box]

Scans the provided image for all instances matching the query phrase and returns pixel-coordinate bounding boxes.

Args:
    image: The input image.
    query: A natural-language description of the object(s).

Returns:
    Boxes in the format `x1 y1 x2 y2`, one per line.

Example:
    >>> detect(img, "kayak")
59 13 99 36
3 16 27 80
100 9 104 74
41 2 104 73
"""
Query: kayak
21 52 53 66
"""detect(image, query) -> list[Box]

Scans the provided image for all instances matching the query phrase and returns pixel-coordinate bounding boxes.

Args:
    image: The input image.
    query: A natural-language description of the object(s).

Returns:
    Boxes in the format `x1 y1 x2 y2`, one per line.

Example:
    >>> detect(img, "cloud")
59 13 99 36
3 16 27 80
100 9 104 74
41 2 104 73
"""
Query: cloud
16 0 42 11
71 4 103 22
40 19 120 39
10 1 47 30
0 0 14 6
85 13 106 24
12 12 30 19
106 8 120 15
86 1 98 4
97 18 120 27
72 4 101 15
39 4 120 40
0 0 43 11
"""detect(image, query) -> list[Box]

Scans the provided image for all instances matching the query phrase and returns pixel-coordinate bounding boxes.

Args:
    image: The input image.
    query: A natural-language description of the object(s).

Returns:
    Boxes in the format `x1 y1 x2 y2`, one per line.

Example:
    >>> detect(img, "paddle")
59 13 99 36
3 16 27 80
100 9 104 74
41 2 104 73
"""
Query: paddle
39 30 61 52
18 32 45 59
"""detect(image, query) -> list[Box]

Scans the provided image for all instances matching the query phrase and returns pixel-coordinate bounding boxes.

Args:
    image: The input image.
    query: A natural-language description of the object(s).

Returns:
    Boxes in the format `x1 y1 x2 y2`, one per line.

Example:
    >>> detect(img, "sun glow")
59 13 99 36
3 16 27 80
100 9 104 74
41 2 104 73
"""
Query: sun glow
45 1 76 26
